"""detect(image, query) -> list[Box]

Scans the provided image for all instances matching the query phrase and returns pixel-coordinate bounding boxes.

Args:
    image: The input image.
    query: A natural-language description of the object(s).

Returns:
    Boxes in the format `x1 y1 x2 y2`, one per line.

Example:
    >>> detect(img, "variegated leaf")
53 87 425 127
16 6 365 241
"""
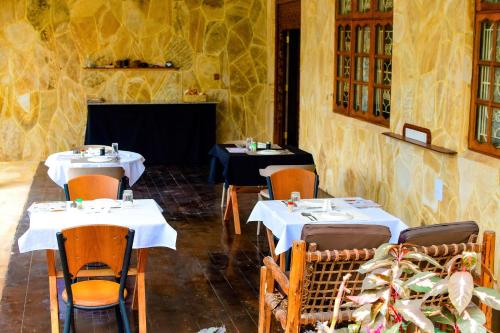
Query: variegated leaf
347 291 379 305
457 303 487 333
399 260 421 274
461 252 478 271
473 287 500 310
392 279 410 299
423 278 448 298
359 259 393 274
382 323 401 333
394 299 434 333
404 272 438 293
403 252 444 270
352 303 372 323
374 243 397 260
362 268 390 291
347 323 361 333
448 271 474 314
426 306 455 327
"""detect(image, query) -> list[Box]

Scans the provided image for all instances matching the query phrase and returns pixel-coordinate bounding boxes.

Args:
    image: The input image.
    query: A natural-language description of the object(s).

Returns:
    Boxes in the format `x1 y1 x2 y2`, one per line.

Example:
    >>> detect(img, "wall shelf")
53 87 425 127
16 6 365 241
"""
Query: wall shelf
382 132 457 155
83 67 178 71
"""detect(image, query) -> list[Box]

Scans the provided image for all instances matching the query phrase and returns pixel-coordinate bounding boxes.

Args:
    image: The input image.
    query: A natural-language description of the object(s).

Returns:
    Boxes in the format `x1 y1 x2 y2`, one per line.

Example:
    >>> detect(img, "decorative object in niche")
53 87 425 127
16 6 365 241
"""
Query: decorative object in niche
183 88 207 102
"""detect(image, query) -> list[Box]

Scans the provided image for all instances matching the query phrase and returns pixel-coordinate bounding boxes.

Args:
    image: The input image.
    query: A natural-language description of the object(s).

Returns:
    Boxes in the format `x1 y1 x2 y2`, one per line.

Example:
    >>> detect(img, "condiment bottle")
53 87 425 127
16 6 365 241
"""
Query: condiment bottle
287 200 294 212
76 198 83 209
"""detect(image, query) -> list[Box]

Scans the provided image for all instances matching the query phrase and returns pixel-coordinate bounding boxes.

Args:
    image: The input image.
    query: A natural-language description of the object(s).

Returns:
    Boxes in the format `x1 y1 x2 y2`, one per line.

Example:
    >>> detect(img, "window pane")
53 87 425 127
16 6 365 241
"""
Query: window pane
344 57 351 78
336 81 342 105
358 0 370 13
478 65 491 100
337 55 343 77
497 23 500 62
374 88 381 116
343 81 349 107
354 85 360 111
481 21 493 61
363 27 370 53
382 90 391 119
361 86 368 112
356 57 369 82
495 67 500 103
338 26 352 52
492 109 500 148
384 25 393 56
339 0 351 14
378 0 393 12
476 105 489 143
484 0 500 3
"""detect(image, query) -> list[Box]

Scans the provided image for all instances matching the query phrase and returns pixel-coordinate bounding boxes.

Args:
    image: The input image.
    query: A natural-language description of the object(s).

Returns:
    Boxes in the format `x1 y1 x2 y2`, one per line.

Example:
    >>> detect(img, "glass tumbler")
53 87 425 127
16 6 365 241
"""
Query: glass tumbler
291 191 301 204
112 143 119 156
122 190 134 207
246 137 253 151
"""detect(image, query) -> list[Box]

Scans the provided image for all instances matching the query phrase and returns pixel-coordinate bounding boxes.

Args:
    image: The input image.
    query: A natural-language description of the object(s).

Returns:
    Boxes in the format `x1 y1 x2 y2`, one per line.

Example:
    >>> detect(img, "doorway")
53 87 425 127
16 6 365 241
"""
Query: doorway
274 0 301 147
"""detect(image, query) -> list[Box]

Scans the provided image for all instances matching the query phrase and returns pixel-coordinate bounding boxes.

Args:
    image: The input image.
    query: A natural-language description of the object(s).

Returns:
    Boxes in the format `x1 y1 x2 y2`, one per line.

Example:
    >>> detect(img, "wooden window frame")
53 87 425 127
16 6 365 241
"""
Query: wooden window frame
333 0 393 127
470 1 500 158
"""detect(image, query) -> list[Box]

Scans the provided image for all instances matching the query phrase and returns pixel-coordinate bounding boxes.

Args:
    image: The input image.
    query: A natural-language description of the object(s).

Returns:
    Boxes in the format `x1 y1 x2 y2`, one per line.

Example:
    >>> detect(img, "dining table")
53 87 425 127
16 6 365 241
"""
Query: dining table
208 143 315 234
248 197 408 255
18 199 177 333
45 149 145 188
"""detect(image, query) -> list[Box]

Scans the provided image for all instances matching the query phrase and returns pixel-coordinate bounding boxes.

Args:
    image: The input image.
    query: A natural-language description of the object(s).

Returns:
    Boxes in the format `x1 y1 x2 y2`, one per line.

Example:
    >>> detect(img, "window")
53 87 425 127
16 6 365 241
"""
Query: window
470 0 500 157
334 0 393 127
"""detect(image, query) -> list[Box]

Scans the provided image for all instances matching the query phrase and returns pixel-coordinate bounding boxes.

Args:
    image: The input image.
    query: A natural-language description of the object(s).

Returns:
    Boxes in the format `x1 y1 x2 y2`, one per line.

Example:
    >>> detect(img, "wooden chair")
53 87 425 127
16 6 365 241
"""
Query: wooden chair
266 168 318 200
65 167 125 200
56 225 135 333
66 174 121 201
259 230 496 333
256 164 316 235
264 168 319 267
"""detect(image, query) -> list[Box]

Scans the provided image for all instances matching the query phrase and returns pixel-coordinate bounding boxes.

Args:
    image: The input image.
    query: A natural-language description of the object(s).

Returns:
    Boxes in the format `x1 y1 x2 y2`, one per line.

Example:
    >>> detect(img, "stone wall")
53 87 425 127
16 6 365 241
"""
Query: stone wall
0 0 270 160
300 0 500 277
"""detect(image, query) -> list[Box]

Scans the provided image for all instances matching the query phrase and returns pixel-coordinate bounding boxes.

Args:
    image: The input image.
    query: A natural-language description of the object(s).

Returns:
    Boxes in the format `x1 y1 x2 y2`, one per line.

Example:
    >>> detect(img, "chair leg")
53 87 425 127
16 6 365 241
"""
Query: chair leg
63 305 73 333
220 185 226 208
115 306 124 333
119 301 132 333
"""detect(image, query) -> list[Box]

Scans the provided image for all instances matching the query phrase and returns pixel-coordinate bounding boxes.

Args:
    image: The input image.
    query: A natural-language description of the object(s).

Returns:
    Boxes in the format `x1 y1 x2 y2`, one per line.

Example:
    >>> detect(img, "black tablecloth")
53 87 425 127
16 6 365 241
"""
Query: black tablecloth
208 144 315 186
85 103 216 165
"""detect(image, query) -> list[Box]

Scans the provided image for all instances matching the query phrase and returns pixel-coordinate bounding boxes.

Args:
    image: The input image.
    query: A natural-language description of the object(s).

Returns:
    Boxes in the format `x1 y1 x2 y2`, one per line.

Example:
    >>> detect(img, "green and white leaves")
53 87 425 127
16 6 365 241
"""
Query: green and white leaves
448 271 474 314
404 272 438 293
457 304 486 333
394 300 434 333
473 287 500 310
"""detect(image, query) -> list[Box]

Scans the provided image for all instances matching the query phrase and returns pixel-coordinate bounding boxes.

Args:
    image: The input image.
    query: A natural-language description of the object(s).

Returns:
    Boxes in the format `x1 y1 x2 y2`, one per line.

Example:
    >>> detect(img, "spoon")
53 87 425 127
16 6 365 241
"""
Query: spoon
301 212 317 221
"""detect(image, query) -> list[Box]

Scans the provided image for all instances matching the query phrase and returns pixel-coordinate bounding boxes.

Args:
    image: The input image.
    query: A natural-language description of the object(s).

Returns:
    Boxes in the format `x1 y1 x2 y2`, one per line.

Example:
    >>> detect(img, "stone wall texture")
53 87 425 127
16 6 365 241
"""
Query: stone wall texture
300 0 500 278
0 0 270 160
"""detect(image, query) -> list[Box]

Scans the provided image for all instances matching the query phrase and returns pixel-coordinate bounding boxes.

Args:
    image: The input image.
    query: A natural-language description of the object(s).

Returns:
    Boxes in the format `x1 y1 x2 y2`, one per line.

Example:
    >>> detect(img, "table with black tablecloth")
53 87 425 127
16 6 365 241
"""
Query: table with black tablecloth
85 102 217 165
208 144 315 234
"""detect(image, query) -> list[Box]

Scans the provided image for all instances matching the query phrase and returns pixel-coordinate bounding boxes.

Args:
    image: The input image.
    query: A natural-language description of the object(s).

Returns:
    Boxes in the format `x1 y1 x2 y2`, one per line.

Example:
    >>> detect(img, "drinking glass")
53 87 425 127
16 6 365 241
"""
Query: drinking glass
112 143 119 156
246 137 253 151
323 199 334 213
291 191 301 204
122 190 134 207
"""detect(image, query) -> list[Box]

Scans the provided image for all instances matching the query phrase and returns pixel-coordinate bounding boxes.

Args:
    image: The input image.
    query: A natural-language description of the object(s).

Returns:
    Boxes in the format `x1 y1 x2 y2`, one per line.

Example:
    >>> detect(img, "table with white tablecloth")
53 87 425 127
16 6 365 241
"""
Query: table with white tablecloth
45 150 145 188
248 198 408 255
18 199 175 333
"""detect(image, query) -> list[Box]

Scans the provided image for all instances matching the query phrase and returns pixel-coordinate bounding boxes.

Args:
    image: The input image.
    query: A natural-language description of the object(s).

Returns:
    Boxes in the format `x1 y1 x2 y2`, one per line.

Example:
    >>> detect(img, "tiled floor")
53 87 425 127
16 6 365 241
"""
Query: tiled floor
0 163 281 332
0 161 38 300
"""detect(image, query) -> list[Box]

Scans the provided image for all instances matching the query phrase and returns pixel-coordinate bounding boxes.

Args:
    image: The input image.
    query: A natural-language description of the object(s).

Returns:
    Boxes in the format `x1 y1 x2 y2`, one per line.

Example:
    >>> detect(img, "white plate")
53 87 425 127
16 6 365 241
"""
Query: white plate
310 212 353 222
256 149 280 155
87 156 113 163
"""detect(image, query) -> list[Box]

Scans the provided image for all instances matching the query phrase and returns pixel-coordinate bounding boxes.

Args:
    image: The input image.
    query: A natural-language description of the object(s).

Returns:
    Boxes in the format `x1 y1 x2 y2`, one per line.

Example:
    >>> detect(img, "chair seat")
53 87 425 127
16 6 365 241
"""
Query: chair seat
264 292 354 329
62 280 127 307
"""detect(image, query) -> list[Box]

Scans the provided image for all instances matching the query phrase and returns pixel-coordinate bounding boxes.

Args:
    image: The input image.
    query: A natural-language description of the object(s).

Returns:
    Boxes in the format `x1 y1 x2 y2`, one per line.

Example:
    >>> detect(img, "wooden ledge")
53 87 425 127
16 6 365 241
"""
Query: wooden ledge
382 132 457 155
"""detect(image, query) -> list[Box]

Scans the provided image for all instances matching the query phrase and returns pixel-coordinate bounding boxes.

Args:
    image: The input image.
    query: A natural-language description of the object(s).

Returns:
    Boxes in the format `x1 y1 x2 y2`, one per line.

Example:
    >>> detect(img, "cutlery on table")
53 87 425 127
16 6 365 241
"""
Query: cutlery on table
301 212 317 221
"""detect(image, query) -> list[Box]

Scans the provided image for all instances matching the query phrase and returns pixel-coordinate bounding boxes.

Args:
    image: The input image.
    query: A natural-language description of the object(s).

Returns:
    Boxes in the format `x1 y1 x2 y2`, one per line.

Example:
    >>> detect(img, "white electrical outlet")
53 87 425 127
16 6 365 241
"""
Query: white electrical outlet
435 178 443 202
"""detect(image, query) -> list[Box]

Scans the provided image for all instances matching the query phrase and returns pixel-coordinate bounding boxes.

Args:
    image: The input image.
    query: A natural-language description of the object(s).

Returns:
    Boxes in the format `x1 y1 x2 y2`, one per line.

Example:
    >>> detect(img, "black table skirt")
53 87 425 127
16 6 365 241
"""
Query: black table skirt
85 103 216 165
208 144 315 186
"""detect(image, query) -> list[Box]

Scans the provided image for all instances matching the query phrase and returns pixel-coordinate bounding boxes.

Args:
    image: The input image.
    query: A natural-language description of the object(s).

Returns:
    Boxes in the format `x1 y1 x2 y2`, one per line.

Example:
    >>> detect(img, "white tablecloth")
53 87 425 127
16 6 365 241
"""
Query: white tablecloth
18 199 177 253
45 150 146 187
248 198 408 255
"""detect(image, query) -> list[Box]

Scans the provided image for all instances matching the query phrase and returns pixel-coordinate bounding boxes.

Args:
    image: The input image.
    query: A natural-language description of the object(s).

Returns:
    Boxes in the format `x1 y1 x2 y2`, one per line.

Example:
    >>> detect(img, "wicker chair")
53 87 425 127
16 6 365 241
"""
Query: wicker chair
259 231 496 333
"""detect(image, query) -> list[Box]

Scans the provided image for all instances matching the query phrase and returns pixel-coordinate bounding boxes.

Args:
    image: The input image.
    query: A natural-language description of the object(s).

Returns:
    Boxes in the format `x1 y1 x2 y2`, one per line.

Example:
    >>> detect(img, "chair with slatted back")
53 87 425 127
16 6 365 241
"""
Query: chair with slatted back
259 229 496 333
56 225 135 333
64 167 125 200
66 174 121 201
